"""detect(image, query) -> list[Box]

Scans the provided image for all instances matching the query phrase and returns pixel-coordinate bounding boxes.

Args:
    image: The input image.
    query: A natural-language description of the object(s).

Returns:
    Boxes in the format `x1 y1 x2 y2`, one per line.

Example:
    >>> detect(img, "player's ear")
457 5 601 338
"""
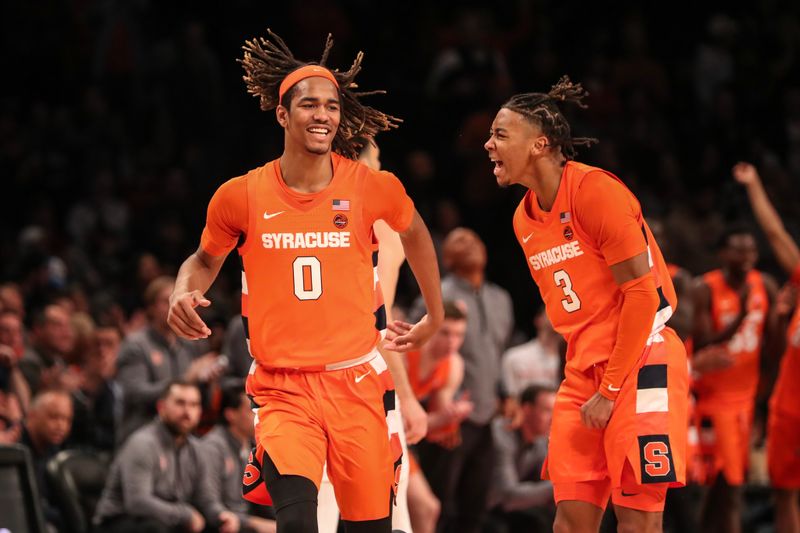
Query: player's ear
532 135 549 155
276 105 289 128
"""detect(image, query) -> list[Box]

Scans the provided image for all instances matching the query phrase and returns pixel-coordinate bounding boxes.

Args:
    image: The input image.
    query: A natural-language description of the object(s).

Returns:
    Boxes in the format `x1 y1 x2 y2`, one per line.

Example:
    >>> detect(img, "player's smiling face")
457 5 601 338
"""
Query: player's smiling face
485 108 544 187
278 77 341 155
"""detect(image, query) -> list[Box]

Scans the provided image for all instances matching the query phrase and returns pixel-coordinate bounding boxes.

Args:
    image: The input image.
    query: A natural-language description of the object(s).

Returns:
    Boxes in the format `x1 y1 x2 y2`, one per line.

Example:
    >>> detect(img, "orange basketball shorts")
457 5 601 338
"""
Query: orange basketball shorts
242 349 403 521
767 409 800 489
693 403 753 486
545 327 688 512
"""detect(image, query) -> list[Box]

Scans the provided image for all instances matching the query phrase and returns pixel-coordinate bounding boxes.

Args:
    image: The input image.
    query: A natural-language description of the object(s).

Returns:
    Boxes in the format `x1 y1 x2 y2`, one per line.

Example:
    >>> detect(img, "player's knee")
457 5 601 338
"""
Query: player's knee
341 516 392 532
616 514 661 533
266 475 319 533
553 513 577 533
277 500 318 533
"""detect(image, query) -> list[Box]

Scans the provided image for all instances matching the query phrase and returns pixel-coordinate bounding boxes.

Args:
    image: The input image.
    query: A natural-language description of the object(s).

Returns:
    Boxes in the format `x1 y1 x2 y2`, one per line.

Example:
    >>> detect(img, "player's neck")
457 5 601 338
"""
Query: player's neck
527 157 565 212
722 267 748 288
279 150 334 193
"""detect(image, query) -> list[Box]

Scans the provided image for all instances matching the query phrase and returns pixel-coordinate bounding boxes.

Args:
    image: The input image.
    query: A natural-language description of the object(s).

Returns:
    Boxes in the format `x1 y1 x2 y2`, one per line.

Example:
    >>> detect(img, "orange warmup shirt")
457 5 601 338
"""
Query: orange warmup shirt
201 153 414 369
770 265 800 418
693 269 769 411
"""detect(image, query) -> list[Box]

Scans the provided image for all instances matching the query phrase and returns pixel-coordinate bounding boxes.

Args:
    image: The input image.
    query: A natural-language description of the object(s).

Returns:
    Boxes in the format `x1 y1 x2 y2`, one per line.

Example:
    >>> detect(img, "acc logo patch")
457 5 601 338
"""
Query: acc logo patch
333 213 348 229
563 226 574 241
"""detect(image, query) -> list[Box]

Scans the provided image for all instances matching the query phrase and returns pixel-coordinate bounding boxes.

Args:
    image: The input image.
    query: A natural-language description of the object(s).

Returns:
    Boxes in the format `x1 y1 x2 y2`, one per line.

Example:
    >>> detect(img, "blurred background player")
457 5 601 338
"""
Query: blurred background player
691 222 778 533
733 161 800 533
486 76 688 533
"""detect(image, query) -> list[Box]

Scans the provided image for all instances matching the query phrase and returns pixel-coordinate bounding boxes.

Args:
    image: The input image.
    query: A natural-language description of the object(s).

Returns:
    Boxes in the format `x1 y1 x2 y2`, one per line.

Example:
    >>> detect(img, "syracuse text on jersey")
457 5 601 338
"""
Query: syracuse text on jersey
528 240 584 271
261 231 351 249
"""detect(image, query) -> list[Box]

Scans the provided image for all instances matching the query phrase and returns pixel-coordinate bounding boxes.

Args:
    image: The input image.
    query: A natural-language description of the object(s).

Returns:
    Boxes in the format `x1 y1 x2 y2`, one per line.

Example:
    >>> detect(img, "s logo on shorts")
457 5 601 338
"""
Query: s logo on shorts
638 435 677 483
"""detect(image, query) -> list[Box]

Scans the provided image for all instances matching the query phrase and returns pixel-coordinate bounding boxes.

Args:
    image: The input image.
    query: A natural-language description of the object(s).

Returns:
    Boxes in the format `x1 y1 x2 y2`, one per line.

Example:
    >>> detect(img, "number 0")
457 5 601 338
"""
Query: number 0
293 257 322 300
554 269 581 313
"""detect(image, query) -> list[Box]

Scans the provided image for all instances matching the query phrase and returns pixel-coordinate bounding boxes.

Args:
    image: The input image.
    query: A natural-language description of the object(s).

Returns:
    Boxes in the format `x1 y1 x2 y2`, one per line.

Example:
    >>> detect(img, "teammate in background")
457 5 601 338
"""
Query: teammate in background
406 300 472 533
317 137 417 533
733 161 800 533
167 30 442 533
691 222 778 533
647 218 694 343
485 76 688 533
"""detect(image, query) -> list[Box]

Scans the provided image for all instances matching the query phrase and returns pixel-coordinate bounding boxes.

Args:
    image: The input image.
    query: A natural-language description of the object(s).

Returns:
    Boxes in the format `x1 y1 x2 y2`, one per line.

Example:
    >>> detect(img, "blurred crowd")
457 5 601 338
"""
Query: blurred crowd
2 1 800 532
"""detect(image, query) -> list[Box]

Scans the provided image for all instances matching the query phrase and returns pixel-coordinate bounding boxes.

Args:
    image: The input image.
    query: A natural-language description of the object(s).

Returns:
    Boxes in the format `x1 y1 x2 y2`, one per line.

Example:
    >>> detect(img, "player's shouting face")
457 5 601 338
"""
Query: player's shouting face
277 76 341 156
484 108 548 188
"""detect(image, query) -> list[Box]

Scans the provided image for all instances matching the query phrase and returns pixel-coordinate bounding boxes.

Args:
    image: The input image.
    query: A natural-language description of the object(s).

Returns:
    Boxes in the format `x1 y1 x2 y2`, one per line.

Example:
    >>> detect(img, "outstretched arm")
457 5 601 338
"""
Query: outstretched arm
168 247 228 340
733 162 800 275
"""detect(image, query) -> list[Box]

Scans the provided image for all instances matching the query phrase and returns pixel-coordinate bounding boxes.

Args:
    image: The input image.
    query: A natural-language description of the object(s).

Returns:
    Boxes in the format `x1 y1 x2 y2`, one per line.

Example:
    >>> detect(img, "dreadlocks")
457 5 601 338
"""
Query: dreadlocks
502 75 598 161
239 29 401 159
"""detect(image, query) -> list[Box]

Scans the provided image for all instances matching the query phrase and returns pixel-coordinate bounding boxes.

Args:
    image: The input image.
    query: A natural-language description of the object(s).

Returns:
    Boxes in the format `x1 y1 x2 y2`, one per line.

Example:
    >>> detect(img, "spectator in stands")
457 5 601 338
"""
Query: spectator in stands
202 379 276 533
21 389 74 531
19 304 80 394
68 320 123 450
501 307 563 398
0 310 32 413
487 384 556 533
93 380 239 533
116 276 224 441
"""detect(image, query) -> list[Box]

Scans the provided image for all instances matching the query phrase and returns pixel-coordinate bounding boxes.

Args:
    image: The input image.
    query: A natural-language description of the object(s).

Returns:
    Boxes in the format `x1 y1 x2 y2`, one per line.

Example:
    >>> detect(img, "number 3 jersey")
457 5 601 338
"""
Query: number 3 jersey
201 152 414 368
513 161 677 373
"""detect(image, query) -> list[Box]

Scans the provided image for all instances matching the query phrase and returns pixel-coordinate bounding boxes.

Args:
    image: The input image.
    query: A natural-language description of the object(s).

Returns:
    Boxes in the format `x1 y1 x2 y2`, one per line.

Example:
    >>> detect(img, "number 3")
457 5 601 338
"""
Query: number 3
293 257 322 300
554 269 581 313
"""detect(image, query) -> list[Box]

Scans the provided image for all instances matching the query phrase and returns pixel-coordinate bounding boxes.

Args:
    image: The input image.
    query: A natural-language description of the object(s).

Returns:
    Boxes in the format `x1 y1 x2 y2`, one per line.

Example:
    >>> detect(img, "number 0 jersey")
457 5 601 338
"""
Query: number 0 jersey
513 161 677 373
201 153 414 368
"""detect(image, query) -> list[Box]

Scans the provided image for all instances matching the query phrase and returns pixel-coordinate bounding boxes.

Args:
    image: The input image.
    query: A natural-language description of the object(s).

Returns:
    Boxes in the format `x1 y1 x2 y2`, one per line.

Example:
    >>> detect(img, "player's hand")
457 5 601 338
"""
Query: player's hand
218 510 240 533
384 314 438 352
732 162 761 187
401 395 428 444
168 290 212 340
691 344 735 374
580 392 614 429
186 508 205 533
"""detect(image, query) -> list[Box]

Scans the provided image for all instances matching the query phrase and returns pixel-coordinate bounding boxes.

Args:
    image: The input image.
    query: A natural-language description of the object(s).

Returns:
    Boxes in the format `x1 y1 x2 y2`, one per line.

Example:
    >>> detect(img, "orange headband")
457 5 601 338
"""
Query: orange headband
278 65 339 102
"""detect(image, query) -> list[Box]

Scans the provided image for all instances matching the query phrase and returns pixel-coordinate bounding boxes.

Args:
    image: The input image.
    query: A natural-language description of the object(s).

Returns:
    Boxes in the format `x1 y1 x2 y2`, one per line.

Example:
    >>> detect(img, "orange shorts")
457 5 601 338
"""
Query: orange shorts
767 410 800 489
545 328 688 512
243 349 403 521
693 404 753 486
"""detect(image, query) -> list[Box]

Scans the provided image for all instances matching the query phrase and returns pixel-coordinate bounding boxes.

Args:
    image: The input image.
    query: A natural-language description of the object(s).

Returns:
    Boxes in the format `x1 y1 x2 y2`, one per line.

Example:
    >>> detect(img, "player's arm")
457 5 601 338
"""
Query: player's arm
573 174 661 428
386 210 444 351
169 177 246 340
760 273 783 364
374 219 405 311
378 343 428 444
692 277 748 350
733 162 800 275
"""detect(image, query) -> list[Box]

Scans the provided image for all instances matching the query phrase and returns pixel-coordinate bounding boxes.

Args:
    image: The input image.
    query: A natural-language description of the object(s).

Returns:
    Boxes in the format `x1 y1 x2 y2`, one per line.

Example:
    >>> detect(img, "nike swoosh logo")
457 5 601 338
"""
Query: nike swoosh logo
263 210 285 220
522 233 533 243
355 371 372 383
607 385 621 392
621 490 639 497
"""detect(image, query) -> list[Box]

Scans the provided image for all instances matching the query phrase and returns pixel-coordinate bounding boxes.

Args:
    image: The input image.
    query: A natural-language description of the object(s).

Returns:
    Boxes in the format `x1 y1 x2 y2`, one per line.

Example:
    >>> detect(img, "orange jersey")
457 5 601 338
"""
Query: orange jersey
693 269 769 410
769 264 800 418
513 161 677 373
406 350 451 401
201 153 413 368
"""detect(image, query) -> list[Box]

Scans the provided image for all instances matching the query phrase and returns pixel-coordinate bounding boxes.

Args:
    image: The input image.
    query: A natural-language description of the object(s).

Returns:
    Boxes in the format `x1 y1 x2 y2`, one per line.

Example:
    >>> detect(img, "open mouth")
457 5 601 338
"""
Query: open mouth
308 126 331 140
490 158 504 176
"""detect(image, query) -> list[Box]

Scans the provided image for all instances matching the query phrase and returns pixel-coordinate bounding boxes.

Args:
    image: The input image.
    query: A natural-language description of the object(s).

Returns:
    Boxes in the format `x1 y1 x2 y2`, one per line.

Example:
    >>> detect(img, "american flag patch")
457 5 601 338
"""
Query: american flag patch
559 211 571 223
332 199 350 211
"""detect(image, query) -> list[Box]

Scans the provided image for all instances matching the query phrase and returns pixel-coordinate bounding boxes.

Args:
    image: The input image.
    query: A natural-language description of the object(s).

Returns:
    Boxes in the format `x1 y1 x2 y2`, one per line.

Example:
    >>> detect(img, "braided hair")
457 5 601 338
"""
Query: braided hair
239 29 401 159
502 75 598 161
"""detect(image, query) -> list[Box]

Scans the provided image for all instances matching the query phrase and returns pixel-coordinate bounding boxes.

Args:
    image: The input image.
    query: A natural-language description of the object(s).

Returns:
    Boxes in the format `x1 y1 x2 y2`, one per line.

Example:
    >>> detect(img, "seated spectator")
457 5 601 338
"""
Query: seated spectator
407 301 472 533
67 320 123 450
202 379 276 533
19 304 81 394
116 276 224 441
21 389 74 532
0 310 32 413
501 307 563 398
0 388 22 444
487 384 556 533
93 380 239 533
